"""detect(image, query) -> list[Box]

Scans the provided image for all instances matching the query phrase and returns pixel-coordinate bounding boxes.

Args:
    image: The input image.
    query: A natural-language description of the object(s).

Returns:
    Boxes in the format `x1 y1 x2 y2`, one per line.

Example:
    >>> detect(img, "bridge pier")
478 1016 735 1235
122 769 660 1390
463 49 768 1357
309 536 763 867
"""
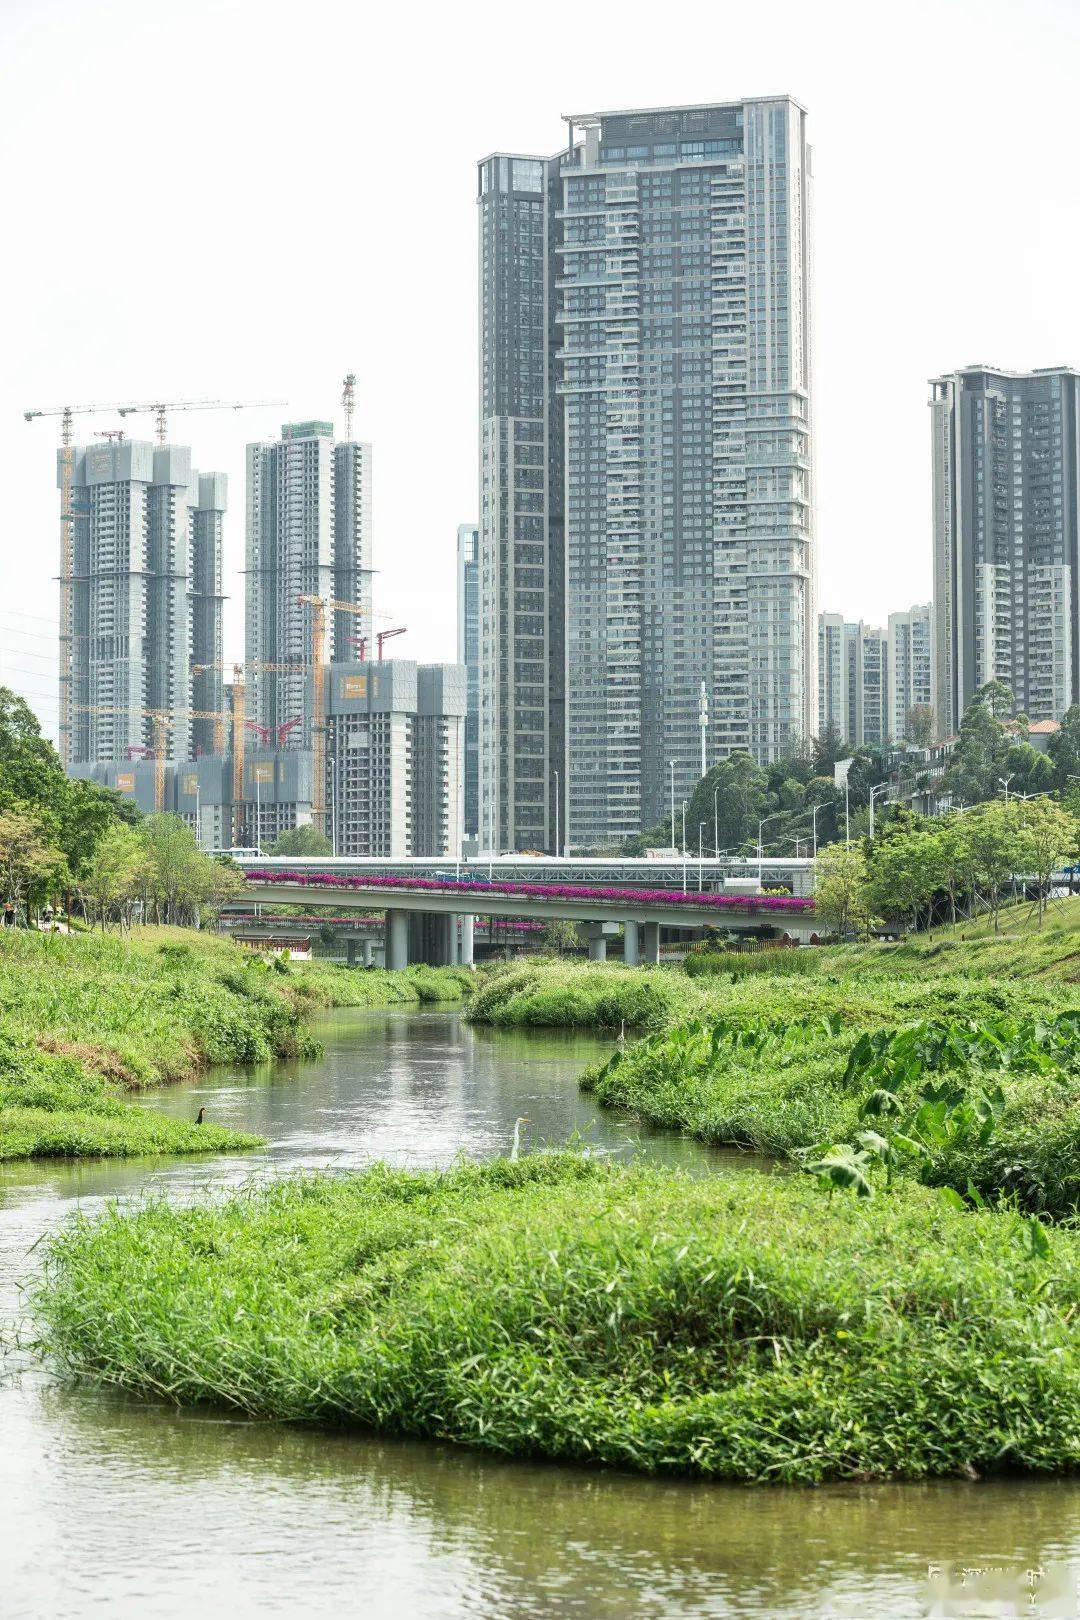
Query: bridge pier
643 922 660 965
386 908 409 971
588 935 607 962
623 919 640 966
363 938 374 968
346 937 358 969
458 913 475 967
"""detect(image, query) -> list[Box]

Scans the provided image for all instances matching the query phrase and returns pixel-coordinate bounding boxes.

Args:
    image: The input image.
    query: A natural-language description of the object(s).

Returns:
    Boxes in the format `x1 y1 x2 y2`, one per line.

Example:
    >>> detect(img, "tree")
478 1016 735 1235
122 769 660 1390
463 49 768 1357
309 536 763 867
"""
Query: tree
1049 704 1080 789
960 802 1018 932
943 692 1011 806
975 679 1015 721
139 815 207 925
0 804 68 917
905 705 936 748
79 823 143 930
542 919 579 955
271 824 333 857
685 753 768 854
811 721 848 776
196 856 246 925
868 821 944 933
814 843 872 939
1016 800 1076 926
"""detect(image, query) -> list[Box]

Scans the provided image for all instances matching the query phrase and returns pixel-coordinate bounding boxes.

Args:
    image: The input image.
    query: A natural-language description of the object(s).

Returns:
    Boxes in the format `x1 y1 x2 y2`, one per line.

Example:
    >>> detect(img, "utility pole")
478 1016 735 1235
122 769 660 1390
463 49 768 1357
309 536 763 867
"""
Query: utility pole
669 761 676 854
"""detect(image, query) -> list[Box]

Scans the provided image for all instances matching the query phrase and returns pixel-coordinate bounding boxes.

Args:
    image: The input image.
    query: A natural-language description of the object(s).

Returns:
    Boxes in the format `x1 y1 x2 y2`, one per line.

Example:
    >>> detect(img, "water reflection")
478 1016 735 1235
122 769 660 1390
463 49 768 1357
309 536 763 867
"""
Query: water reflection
3 1009 1080 1618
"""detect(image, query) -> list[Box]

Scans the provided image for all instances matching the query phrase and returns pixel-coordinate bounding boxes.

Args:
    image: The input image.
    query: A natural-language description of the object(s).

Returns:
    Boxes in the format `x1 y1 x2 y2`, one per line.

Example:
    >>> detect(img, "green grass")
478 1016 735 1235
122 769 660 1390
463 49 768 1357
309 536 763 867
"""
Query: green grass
0 930 471 1162
37 1156 1080 1483
466 960 710 1031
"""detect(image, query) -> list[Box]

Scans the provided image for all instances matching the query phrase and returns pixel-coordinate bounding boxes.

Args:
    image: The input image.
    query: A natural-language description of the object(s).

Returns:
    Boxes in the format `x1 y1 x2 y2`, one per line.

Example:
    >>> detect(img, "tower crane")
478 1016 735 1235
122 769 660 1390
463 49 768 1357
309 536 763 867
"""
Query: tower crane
342 373 357 440
376 626 407 660
116 397 286 446
297 595 376 832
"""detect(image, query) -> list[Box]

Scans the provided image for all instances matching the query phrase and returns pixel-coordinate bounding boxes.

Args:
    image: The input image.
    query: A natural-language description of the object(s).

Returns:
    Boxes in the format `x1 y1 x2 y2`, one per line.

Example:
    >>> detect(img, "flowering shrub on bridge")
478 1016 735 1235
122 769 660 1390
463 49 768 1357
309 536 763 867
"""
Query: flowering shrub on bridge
244 869 814 914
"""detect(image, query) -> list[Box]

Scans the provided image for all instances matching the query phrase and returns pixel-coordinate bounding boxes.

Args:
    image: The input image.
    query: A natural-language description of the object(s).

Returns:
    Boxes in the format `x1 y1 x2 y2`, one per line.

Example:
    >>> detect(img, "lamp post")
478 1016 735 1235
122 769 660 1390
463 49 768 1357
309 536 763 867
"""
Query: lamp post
669 761 676 854
554 768 560 860
811 800 821 858
869 781 890 840
844 780 850 846
757 812 784 889
194 780 201 852
698 821 706 891
999 774 1014 805
681 802 687 893
713 783 721 857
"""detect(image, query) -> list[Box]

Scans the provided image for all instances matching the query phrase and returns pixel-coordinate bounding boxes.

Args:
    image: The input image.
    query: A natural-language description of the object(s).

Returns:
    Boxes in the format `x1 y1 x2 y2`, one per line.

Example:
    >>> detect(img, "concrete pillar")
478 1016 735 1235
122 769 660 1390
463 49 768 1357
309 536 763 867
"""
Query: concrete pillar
435 913 455 966
346 937 357 968
387 908 409 971
362 939 374 968
588 934 607 963
459 912 475 967
624 918 640 966
643 922 660 965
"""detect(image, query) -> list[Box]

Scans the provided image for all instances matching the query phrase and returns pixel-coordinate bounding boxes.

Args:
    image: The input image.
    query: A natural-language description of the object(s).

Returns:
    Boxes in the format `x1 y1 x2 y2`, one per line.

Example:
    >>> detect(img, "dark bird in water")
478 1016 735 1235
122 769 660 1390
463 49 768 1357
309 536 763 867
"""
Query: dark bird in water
195 1106 206 1125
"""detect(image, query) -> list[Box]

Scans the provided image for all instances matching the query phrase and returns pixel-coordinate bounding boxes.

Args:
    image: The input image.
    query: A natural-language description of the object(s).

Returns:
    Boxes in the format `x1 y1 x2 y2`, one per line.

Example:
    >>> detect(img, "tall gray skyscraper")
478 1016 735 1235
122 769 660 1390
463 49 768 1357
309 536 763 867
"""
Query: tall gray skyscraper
63 439 225 764
456 523 480 840
932 366 1080 735
477 152 564 854
245 421 373 748
479 97 815 852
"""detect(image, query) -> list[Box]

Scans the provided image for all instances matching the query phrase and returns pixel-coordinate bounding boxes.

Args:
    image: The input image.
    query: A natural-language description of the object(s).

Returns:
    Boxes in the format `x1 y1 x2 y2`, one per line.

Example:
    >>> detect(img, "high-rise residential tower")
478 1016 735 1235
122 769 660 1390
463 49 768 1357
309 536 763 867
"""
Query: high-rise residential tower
887 603 933 742
245 421 373 747
477 152 564 854
817 614 889 748
63 439 226 763
456 523 480 840
931 366 1080 735
478 98 815 852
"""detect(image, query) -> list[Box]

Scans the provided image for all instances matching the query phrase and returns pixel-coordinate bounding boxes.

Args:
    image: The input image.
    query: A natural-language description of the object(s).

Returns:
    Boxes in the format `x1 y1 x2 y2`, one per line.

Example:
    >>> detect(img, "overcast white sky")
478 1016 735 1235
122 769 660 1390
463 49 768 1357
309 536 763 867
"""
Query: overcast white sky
2 0 1079 742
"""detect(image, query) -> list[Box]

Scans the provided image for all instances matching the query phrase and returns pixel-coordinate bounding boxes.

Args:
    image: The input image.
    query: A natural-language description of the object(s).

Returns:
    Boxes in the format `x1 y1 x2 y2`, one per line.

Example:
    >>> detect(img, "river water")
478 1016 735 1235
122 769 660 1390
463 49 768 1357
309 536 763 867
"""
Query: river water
3 1007 1080 1619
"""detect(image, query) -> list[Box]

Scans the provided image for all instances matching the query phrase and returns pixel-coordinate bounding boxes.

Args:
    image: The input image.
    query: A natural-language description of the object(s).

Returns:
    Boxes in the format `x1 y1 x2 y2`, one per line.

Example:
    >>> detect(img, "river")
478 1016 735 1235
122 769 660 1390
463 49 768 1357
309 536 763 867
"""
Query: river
3 1007 1080 1618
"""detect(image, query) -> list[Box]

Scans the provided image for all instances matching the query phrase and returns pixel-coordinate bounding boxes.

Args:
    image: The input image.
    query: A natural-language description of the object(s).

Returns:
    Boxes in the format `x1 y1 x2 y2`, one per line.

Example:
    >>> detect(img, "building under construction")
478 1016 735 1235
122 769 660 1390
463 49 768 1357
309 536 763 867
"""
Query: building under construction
245 421 373 749
69 659 467 858
62 438 227 764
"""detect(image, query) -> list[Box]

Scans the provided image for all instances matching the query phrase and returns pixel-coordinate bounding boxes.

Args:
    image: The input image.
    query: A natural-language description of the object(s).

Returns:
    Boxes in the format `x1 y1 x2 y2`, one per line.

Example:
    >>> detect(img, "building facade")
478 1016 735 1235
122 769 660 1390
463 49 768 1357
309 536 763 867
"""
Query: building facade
477 152 564 855
931 366 1080 735
73 659 465 859
456 523 480 840
63 440 226 764
479 97 815 852
245 421 373 748
887 603 933 742
325 660 466 858
818 613 889 748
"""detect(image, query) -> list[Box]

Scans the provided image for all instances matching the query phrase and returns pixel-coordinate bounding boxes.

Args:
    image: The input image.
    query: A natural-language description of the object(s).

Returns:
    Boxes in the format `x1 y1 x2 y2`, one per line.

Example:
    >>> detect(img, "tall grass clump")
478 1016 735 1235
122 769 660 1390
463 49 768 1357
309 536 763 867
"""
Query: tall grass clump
466 960 706 1031
683 948 819 981
37 1158 1080 1483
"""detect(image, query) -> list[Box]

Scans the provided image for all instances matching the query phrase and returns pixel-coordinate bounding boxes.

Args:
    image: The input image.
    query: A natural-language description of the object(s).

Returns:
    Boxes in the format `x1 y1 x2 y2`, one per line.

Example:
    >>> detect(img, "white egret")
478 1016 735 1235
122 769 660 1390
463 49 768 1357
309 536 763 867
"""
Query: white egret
510 1116 532 1161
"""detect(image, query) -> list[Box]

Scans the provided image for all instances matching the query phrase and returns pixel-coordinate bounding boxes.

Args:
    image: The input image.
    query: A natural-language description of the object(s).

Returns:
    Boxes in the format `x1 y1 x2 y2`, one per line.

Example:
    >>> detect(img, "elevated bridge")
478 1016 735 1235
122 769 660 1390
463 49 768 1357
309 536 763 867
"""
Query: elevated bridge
239 860 817 968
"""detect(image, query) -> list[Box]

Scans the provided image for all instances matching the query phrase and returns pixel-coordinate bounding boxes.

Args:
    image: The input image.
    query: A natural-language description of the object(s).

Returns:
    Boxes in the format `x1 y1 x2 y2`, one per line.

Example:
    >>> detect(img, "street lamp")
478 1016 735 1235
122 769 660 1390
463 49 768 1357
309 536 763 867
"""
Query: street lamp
757 812 785 889
869 781 890 839
999 774 1014 805
698 821 706 891
810 800 821 857
714 783 721 857
554 768 560 859
669 761 676 854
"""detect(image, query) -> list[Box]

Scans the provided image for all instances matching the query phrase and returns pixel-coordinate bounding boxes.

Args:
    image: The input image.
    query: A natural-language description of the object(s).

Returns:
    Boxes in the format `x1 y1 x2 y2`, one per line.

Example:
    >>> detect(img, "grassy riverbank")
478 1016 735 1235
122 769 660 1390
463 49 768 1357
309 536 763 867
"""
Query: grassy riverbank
0 930 471 1161
37 1155 1080 1483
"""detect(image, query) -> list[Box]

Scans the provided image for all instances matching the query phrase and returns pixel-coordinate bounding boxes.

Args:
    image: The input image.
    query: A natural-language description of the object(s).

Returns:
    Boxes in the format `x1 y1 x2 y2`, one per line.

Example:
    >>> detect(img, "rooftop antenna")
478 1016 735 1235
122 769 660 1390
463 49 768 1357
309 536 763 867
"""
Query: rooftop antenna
342 373 356 441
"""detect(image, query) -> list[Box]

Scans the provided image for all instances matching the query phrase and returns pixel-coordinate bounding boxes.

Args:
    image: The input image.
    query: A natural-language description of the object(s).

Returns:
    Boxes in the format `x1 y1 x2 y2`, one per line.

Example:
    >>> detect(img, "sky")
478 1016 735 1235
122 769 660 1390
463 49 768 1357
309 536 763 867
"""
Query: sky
2 0 1079 743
